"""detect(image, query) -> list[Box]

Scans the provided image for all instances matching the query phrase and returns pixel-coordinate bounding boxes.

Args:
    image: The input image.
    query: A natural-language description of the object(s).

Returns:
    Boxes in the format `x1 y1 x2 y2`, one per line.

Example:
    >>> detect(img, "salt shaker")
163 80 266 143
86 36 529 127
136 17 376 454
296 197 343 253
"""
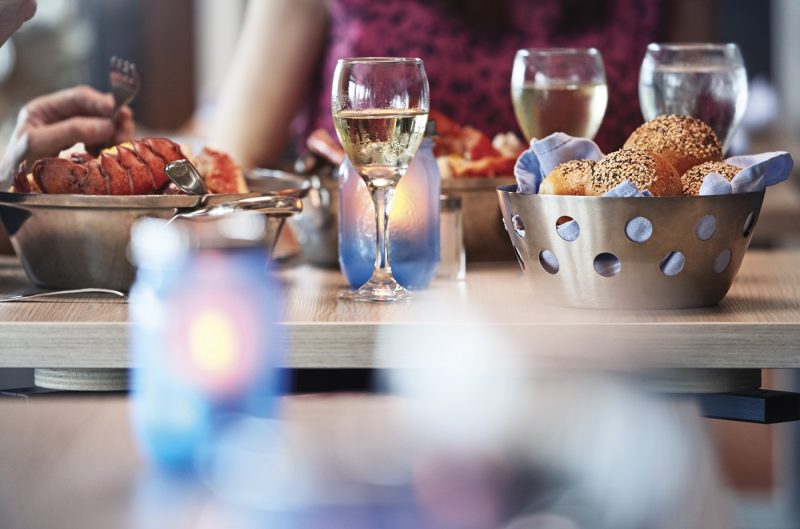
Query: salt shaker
438 194 465 280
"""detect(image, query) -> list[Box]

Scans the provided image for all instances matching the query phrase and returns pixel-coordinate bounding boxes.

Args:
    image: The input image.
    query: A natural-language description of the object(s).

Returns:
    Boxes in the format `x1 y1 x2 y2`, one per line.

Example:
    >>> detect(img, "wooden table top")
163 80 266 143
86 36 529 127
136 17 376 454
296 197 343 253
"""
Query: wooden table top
1 249 800 369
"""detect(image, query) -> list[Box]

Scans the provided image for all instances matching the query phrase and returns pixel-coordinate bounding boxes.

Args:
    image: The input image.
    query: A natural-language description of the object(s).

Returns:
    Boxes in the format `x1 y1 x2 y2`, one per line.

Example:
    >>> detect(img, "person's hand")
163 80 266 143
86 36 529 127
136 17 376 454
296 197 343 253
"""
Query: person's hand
1 85 135 182
0 0 36 46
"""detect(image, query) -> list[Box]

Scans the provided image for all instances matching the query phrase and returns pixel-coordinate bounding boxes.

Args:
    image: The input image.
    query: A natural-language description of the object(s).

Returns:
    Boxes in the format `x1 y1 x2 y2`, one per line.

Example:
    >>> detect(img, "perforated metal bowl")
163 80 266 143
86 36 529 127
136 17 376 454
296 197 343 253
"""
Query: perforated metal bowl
497 185 765 309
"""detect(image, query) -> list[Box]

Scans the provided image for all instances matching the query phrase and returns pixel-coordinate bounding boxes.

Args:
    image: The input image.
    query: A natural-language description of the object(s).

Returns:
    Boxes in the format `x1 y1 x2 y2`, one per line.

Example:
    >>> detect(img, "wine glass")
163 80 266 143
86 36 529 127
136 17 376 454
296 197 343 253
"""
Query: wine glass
638 43 748 152
510 48 608 142
331 58 429 302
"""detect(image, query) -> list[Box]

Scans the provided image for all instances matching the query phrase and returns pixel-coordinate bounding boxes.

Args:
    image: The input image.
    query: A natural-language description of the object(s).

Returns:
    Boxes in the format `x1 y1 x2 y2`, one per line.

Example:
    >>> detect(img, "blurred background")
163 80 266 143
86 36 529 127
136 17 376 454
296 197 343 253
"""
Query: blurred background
0 1 798 527
0 0 796 163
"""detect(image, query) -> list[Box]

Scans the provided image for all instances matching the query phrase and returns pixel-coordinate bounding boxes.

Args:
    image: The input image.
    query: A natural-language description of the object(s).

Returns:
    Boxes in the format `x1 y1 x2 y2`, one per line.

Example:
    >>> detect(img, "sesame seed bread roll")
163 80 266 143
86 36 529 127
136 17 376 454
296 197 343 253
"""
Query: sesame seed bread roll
681 160 741 196
586 148 681 197
539 159 595 195
623 114 723 175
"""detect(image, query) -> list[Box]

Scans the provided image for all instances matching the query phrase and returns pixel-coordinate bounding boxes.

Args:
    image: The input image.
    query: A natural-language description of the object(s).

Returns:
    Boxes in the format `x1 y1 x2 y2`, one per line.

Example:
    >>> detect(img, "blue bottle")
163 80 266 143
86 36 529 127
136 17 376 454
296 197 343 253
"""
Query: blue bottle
339 122 440 289
128 217 284 474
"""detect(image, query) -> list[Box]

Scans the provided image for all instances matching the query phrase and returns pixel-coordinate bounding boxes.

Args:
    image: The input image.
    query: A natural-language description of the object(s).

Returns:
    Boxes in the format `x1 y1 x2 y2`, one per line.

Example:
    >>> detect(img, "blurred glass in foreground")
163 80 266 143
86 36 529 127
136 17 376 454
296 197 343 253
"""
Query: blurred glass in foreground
371 302 732 529
127 249 736 529
128 214 284 474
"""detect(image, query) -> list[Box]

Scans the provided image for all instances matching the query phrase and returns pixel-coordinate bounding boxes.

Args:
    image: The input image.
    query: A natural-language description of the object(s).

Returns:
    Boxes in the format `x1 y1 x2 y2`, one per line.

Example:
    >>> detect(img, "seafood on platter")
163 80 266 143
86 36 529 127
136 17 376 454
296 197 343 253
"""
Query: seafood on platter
431 110 525 178
12 138 247 195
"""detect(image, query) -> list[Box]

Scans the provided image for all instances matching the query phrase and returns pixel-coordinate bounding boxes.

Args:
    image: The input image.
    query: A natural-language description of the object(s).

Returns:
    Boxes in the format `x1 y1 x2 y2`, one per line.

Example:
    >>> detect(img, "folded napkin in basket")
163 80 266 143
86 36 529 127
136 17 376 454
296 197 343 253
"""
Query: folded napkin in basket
513 133 794 276
514 133 793 196
700 152 794 195
514 133 604 194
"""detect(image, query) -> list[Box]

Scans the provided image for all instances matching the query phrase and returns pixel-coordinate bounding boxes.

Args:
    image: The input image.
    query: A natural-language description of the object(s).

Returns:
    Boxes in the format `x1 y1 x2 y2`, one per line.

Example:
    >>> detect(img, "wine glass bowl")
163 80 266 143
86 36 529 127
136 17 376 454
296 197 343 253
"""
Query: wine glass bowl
638 43 748 153
331 57 429 302
510 48 608 142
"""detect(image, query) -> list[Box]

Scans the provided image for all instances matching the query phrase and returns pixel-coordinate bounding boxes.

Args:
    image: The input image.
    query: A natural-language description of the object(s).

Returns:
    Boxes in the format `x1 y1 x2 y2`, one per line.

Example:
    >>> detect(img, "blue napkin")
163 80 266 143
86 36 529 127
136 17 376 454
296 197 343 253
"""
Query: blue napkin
514 133 604 194
699 151 794 195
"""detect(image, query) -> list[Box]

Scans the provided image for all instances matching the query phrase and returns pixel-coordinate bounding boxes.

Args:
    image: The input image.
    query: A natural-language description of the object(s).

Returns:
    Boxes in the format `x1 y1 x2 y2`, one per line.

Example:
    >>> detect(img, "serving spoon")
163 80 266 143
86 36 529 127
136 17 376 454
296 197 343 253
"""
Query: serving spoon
164 159 208 195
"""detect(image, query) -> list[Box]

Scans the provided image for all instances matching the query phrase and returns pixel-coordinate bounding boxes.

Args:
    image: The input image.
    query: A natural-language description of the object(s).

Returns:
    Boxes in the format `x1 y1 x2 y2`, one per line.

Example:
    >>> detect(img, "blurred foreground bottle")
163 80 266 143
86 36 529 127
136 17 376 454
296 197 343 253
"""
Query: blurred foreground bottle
128 215 284 473
339 121 440 289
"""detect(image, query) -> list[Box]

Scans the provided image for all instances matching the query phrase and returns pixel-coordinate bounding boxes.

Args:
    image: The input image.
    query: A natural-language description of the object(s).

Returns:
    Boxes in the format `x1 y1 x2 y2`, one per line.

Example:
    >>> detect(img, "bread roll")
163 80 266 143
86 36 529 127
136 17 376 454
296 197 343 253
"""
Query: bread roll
681 161 741 196
586 148 681 196
539 159 595 195
623 114 723 175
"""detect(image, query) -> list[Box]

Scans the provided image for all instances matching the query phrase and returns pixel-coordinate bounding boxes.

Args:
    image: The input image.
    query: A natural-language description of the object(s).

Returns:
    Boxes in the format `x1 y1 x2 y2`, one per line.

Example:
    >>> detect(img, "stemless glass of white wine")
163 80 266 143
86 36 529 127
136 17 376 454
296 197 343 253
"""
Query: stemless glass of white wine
639 43 748 152
511 48 608 142
331 57 429 302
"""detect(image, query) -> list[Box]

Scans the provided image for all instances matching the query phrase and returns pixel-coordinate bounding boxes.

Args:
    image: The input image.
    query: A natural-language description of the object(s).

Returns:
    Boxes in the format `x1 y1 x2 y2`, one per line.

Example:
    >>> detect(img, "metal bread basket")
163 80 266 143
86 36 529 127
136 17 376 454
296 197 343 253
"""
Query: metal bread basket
497 185 765 309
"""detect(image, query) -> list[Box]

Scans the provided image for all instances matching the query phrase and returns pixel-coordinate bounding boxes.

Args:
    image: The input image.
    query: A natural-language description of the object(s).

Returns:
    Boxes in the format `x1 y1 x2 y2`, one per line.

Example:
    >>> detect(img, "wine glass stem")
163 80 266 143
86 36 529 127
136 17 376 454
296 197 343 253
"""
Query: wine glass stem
370 183 395 281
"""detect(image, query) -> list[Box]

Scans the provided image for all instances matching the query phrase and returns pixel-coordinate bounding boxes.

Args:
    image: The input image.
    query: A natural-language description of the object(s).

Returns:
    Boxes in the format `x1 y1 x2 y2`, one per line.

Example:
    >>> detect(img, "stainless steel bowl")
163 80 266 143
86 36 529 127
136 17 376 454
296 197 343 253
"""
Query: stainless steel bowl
0 181 304 291
245 169 312 199
497 185 765 309
249 169 339 268
442 177 516 262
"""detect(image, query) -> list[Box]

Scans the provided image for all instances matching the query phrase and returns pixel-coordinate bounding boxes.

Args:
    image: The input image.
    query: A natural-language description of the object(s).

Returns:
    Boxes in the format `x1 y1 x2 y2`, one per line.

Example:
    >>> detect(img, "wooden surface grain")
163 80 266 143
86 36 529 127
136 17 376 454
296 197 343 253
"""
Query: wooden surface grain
1 251 800 368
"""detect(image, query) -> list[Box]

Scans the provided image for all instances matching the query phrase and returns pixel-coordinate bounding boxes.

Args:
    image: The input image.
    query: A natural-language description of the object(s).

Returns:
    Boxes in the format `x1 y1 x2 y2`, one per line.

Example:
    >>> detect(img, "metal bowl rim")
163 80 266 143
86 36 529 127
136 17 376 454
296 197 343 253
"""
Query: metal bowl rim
0 191 252 209
0 173 310 209
247 168 312 198
442 176 516 192
497 184 766 202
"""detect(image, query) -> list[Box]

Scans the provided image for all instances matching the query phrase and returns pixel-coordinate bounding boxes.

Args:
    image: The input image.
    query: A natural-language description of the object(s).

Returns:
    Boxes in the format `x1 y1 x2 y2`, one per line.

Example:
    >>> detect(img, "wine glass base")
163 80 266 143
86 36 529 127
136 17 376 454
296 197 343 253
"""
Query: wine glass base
340 278 412 302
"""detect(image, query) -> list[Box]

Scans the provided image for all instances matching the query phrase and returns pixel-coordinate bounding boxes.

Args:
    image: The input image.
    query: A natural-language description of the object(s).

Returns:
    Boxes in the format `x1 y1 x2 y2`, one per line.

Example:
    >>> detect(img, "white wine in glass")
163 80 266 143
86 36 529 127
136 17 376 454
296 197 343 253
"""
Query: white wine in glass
332 108 428 188
639 43 747 152
511 48 608 141
331 58 429 302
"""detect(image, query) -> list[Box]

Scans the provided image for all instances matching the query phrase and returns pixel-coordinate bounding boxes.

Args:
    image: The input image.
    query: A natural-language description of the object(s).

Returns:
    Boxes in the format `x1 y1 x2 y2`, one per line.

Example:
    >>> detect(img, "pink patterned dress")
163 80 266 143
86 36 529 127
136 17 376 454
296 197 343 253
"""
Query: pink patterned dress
301 0 666 152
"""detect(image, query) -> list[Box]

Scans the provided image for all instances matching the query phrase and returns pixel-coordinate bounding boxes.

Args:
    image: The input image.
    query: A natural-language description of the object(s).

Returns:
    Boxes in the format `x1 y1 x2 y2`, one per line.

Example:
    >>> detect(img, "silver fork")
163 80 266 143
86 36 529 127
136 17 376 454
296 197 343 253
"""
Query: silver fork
0 288 126 302
109 56 140 120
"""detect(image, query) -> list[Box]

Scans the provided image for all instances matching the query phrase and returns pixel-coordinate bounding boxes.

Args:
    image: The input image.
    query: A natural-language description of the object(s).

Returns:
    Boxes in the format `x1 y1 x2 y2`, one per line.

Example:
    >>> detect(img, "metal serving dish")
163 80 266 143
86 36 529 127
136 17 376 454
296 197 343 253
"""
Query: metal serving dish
249 168 338 267
442 177 516 262
497 185 765 309
245 169 312 199
0 180 304 291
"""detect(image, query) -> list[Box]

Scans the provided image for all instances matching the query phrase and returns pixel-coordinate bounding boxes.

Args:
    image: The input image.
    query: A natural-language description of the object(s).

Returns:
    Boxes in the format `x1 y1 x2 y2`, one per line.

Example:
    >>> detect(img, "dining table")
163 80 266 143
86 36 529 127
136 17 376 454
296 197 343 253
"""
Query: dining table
0 248 799 373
